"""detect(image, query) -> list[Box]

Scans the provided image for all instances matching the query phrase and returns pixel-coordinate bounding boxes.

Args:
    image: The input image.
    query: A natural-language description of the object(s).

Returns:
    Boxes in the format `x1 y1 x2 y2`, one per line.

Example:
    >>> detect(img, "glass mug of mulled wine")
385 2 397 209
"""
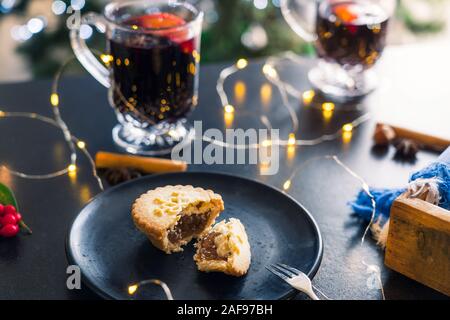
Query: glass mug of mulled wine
70 1 203 155
281 0 395 100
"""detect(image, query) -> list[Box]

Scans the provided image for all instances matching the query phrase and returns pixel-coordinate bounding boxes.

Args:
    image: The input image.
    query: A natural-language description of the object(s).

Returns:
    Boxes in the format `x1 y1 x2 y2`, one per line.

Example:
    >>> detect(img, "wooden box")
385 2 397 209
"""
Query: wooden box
385 195 450 296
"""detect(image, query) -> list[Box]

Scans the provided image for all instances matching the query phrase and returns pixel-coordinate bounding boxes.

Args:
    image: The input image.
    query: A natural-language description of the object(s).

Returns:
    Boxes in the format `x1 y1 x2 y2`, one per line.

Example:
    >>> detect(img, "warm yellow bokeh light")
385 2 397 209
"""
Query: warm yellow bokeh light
287 133 296 146
342 131 353 143
372 24 381 34
261 140 272 147
287 145 296 161
0 165 12 187
128 284 138 295
50 93 59 107
192 50 201 63
262 64 278 79
68 164 77 180
131 25 138 30
80 185 92 203
224 112 234 128
260 83 272 107
322 102 335 112
322 110 333 121
77 141 86 149
0 110 5 117
283 180 292 191
259 161 271 175
224 104 235 114
236 58 248 69
302 90 315 105
234 81 246 104
189 63 196 75
100 54 113 64
342 123 353 132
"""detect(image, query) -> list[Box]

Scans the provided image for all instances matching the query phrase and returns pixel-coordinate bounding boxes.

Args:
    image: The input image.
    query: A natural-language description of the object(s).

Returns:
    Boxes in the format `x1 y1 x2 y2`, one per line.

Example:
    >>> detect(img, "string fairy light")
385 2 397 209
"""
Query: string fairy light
99 52 377 298
216 59 250 114
283 179 292 191
302 90 315 106
281 155 386 300
5 52 371 190
100 53 113 65
262 52 365 112
0 57 103 190
68 164 77 173
0 48 381 299
342 123 354 133
224 104 235 114
259 115 273 131
214 54 384 299
214 53 372 151
76 140 86 149
0 110 103 190
322 102 335 112
50 93 59 107
263 52 309 98
236 58 249 70
0 111 74 179
203 112 370 150
287 133 296 146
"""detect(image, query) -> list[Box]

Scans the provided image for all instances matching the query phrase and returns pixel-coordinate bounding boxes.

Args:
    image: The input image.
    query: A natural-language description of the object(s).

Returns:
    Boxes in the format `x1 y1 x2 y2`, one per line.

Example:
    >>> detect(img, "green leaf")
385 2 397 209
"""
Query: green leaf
0 183 31 234
0 183 19 210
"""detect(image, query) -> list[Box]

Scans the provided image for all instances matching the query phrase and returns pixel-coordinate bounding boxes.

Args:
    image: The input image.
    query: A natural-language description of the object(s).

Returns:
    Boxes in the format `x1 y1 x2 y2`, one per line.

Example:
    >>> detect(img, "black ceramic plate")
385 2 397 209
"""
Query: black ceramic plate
66 172 322 300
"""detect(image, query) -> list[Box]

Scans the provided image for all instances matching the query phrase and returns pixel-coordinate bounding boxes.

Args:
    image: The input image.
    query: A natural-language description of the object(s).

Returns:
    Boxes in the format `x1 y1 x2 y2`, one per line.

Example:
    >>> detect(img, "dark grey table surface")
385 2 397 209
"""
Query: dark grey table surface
0 45 449 300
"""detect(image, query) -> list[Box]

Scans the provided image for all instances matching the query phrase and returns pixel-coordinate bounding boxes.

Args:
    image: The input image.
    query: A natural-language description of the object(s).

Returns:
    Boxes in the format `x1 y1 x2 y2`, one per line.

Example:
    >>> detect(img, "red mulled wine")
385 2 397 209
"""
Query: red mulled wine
315 1 389 68
108 13 199 126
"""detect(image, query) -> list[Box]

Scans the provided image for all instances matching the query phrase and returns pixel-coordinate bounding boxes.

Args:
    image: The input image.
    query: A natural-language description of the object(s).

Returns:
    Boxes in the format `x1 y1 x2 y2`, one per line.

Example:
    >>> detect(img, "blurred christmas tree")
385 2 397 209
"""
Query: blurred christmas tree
2 0 105 77
1 0 309 78
193 0 313 61
0 0 447 78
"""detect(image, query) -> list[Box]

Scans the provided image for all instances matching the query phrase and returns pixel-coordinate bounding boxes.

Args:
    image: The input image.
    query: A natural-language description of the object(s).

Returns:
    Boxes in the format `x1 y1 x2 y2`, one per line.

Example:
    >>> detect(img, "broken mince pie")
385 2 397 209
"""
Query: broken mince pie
194 218 251 277
132 185 224 254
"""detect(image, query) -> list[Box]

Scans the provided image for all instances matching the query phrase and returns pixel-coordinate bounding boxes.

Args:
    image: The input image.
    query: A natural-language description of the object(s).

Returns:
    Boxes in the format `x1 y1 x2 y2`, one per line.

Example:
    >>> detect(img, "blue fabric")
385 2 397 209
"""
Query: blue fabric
350 147 450 222
410 162 450 210
351 188 405 222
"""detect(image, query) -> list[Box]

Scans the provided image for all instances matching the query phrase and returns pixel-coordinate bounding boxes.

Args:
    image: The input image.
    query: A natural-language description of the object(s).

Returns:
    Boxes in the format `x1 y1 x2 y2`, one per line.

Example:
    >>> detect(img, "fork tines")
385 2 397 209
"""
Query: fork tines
266 263 301 280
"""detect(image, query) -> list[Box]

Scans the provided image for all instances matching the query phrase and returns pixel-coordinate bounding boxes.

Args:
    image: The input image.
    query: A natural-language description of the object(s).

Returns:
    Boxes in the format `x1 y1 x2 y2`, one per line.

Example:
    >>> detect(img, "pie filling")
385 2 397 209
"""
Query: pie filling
168 211 212 244
197 232 227 261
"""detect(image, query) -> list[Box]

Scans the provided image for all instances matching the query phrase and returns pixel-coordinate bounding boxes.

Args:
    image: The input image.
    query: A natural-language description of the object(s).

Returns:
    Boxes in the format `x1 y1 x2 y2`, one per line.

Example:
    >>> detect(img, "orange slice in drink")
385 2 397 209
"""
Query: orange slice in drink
333 4 358 23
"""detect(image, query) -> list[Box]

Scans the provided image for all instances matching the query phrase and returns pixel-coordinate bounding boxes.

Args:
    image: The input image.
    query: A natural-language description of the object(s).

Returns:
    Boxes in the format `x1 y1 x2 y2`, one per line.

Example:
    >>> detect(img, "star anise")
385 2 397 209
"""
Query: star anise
394 139 420 159
100 167 144 186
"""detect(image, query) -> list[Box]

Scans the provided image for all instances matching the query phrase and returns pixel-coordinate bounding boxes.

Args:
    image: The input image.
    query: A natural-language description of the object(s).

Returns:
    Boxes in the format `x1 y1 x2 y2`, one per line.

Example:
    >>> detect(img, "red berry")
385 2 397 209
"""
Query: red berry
0 224 19 237
0 204 4 216
4 205 16 216
14 212 22 222
0 214 17 226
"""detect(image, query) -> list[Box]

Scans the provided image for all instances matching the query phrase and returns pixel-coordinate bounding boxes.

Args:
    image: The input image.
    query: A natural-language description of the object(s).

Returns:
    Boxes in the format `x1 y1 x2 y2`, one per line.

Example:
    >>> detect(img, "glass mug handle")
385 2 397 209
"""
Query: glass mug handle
69 12 111 88
280 0 318 42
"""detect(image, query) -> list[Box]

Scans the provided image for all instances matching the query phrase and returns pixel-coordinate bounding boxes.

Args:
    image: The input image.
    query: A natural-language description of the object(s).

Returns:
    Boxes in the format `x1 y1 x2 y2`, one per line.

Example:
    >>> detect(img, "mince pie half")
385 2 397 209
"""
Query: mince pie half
132 185 224 254
194 218 251 276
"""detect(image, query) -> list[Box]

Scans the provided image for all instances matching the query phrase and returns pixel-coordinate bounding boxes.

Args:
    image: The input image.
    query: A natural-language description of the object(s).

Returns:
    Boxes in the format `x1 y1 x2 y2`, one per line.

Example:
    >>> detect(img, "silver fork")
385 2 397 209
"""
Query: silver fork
266 263 320 300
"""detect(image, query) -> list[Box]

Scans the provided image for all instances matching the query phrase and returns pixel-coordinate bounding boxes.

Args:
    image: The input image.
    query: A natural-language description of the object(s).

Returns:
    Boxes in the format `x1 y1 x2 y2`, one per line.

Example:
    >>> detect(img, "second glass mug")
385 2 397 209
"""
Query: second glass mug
281 0 396 100
70 0 203 155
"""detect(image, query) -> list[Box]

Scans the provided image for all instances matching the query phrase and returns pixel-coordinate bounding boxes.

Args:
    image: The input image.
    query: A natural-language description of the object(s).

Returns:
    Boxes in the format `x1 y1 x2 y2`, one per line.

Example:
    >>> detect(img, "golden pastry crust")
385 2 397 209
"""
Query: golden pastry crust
132 185 224 253
194 218 251 277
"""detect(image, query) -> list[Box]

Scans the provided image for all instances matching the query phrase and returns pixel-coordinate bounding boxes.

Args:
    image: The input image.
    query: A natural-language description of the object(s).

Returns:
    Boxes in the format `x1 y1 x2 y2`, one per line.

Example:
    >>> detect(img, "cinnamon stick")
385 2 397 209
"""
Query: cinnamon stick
95 151 187 173
376 122 450 152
